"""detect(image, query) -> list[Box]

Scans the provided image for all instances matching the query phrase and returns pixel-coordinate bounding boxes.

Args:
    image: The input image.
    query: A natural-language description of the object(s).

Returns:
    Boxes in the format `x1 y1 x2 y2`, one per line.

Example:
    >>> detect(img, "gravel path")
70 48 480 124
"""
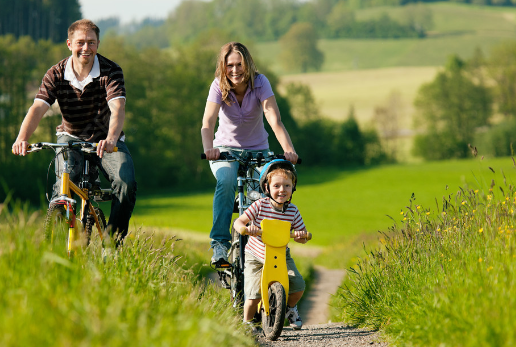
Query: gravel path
256 323 387 347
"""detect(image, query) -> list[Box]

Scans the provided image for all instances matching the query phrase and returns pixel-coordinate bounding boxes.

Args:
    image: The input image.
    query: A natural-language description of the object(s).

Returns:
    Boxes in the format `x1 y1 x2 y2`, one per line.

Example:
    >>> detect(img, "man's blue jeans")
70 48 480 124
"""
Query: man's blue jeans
53 135 137 244
209 147 269 250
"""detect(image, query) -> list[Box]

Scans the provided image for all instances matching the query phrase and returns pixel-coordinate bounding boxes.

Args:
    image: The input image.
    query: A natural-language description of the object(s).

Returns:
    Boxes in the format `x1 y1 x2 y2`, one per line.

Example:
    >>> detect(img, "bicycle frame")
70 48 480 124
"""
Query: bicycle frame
27 142 113 255
56 163 105 253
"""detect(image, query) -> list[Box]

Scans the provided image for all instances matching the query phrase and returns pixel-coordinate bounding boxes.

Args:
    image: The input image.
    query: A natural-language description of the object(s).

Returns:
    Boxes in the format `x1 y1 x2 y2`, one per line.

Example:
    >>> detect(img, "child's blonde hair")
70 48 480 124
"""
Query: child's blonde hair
266 168 296 187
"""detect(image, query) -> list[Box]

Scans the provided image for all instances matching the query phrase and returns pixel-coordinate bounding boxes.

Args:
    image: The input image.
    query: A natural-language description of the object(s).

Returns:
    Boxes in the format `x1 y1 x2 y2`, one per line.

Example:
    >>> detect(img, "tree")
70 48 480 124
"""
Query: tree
487 42 516 118
413 55 493 160
279 23 324 73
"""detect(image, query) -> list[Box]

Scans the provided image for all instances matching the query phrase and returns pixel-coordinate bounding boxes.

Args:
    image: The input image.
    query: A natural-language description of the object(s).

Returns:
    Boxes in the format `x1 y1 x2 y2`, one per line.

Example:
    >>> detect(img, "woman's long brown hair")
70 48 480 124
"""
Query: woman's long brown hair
215 42 258 106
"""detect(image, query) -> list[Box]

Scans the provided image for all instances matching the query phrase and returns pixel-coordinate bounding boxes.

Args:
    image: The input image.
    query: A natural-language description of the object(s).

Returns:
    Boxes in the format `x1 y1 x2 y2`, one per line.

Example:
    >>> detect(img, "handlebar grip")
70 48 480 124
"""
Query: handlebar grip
201 153 207 160
290 231 311 240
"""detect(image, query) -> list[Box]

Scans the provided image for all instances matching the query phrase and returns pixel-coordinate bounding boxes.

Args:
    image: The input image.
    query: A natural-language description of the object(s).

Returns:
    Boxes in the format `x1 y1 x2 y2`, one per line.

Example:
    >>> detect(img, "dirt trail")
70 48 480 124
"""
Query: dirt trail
159 229 386 346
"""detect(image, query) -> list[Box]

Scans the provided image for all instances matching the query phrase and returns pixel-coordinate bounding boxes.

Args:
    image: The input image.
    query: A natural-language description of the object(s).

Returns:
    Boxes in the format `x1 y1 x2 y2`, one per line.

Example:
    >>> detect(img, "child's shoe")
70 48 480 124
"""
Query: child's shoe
244 320 263 336
286 305 303 330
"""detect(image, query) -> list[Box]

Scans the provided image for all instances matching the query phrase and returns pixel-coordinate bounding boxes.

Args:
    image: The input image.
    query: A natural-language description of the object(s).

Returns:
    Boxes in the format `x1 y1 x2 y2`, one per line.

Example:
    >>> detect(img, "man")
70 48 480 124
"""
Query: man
12 19 137 245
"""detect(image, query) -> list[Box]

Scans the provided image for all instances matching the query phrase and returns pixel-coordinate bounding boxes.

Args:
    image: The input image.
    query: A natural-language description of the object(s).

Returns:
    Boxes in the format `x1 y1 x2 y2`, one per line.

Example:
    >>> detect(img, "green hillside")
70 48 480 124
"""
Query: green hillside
132 156 516 246
256 2 516 74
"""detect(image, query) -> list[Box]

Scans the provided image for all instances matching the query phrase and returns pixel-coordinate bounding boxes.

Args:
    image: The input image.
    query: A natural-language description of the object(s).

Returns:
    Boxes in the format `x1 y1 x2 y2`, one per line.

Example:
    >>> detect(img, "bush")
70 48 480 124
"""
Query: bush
475 119 516 157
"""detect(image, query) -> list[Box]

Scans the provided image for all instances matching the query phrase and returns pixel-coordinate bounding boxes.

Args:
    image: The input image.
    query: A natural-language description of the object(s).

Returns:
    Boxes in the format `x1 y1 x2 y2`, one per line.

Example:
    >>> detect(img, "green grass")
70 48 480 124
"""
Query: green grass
132 156 516 248
0 204 256 347
333 162 516 346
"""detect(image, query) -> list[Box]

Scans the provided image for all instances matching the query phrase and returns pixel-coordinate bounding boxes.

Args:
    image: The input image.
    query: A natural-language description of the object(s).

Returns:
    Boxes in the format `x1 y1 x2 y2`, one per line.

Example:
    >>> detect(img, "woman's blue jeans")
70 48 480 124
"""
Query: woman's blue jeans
209 147 269 250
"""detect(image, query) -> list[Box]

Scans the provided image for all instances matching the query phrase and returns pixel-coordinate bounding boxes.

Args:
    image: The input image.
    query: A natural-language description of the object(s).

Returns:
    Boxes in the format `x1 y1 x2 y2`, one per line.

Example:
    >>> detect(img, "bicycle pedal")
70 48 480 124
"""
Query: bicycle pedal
211 258 232 269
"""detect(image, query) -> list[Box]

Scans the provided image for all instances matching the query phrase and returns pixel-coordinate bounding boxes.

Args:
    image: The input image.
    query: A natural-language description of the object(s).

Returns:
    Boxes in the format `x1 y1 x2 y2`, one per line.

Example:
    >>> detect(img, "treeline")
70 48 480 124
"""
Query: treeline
412 43 516 160
0 35 387 203
0 0 81 42
164 0 428 44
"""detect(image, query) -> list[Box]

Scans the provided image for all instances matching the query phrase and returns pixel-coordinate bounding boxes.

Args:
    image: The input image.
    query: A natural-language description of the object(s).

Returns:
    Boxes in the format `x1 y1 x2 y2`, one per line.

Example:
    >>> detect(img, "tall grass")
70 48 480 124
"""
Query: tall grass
0 201 255 346
335 163 516 346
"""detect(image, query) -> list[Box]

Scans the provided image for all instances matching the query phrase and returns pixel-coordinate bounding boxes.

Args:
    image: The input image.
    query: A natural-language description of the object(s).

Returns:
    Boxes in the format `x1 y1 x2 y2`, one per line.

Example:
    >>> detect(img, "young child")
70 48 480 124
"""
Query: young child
233 159 309 332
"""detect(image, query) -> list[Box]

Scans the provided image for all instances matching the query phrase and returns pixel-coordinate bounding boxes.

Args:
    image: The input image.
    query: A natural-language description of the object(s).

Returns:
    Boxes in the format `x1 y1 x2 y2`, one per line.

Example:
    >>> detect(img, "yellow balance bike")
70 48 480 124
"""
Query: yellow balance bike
241 219 311 340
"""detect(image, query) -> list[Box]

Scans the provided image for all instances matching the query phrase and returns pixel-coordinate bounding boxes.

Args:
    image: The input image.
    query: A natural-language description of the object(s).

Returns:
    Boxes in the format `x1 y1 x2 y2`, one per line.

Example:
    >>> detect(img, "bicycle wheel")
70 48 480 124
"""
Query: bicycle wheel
43 204 69 251
85 207 106 245
230 224 245 308
262 282 286 341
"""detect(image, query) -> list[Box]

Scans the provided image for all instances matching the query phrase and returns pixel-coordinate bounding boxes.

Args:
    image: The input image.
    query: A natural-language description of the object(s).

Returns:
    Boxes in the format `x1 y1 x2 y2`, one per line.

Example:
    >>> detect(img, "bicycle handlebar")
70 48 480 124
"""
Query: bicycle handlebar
238 227 312 240
201 152 302 164
21 142 118 154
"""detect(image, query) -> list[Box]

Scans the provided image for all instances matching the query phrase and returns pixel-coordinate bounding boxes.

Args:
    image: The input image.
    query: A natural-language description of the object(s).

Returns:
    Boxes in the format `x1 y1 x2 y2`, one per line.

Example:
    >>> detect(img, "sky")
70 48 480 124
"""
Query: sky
79 0 184 24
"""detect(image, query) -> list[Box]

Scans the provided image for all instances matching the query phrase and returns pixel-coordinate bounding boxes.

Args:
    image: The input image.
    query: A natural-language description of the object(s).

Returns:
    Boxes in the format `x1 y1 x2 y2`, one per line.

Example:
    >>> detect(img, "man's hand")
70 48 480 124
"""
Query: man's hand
97 138 117 158
12 140 29 156
204 147 221 161
293 230 308 244
283 151 298 164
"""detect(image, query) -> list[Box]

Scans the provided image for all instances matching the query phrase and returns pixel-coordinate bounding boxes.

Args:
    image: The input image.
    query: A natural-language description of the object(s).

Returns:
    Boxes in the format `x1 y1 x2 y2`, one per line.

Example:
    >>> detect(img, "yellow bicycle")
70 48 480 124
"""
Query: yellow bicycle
26 142 114 256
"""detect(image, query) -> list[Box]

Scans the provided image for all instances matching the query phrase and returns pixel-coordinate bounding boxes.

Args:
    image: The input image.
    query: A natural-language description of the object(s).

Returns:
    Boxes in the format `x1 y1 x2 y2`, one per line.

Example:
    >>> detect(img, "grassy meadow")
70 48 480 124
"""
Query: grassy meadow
132 156 516 249
0 206 256 347
334 163 516 346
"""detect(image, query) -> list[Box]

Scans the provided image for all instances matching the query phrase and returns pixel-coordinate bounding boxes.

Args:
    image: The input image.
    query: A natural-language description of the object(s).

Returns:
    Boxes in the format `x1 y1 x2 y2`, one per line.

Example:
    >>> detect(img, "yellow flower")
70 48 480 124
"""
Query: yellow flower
462 201 466 205
487 266 493 272
442 212 447 216
479 258 482 262
474 190 479 193
426 212 430 216
400 211 404 215
487 195 492 200
479 228 483 233
417 205 421 210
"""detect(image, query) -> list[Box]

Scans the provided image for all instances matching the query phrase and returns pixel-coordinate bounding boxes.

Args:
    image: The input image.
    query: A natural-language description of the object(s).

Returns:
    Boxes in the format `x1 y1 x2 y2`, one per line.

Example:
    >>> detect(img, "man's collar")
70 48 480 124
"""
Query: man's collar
64 55 100 89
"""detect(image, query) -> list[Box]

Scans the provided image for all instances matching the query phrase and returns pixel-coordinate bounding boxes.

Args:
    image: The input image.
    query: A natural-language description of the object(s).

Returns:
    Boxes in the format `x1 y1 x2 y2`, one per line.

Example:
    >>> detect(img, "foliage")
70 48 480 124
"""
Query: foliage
0 202 256 346
413 55 492 160
279 23 324 73
335 162 516 346
487 41 516 119
475 119 516 157
0 0 81 42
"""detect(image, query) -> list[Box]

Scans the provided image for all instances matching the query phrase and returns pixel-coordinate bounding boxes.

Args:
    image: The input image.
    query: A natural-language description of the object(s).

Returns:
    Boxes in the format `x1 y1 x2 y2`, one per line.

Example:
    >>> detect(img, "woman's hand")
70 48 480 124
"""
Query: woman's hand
293 230 308 244
283 151 298 164
204 148 221 160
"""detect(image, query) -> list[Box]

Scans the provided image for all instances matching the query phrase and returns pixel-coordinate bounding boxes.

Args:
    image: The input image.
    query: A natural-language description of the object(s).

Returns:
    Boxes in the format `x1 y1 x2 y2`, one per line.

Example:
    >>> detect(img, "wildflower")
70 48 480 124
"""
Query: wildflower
462 201 466 205
400 211 404 215
426 212 430 216
479 228 483 233
417 205 421 210
473 209 476 213
487 266 493 272
474 190 479 194
442 212 447 216
479 258 482 262
403 217 407 221
487 195 492 201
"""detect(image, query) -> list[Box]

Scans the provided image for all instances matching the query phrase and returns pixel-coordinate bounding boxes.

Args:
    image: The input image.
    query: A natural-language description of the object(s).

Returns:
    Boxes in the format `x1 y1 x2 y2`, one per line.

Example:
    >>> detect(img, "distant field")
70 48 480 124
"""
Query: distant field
132 156 516 247
255 3 516 161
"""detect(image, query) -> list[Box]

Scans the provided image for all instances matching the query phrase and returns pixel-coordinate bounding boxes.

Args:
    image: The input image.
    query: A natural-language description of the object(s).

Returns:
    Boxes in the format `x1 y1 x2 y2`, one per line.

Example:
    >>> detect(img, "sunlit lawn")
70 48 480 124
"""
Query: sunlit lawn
132 156 516 247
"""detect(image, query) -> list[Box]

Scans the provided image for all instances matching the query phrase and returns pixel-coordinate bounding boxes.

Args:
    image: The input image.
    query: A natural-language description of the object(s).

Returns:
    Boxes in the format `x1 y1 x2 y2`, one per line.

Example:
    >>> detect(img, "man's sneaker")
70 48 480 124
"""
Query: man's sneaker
211 242 230 268
286 305 303 330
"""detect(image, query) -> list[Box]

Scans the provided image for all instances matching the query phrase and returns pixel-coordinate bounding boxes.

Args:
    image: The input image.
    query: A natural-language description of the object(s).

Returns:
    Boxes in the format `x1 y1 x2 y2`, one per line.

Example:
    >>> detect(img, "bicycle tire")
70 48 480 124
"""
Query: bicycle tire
262 282 286 341
230 223 245 308
43 204 69 251
85 207 106 245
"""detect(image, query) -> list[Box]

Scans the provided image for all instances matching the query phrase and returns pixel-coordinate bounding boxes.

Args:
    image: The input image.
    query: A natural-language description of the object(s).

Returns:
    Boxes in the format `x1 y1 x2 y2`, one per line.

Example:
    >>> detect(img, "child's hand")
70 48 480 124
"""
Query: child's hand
293 230 308 244
247 224 261 237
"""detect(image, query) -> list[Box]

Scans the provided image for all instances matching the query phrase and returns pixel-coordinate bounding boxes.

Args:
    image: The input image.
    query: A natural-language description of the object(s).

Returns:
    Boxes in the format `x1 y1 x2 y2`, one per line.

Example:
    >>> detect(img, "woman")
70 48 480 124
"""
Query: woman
201 42 298 267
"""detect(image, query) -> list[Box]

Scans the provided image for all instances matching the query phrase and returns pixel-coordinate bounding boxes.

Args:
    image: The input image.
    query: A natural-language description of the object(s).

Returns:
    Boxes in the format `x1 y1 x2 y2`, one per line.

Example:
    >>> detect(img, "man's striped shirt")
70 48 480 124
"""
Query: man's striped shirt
244 198 305 262
35 54 126 142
